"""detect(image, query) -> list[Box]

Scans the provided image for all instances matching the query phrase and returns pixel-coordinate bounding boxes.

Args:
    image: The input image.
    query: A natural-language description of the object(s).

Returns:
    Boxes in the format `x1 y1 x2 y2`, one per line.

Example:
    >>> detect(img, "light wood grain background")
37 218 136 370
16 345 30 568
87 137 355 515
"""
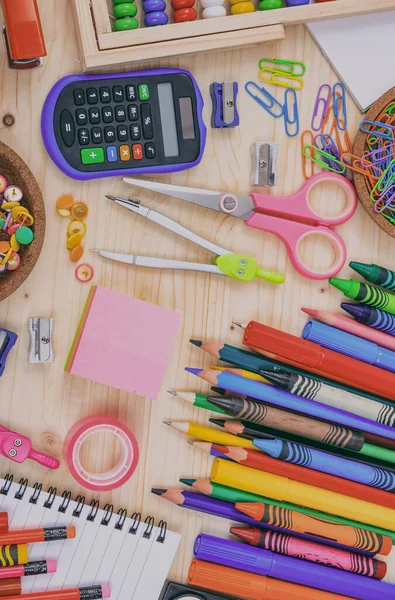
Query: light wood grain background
0 0 394 589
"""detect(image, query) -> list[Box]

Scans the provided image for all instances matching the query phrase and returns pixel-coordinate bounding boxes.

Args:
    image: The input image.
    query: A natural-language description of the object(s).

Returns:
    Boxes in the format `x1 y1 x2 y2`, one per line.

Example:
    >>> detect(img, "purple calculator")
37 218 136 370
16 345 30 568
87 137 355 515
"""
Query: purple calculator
41 68 206 181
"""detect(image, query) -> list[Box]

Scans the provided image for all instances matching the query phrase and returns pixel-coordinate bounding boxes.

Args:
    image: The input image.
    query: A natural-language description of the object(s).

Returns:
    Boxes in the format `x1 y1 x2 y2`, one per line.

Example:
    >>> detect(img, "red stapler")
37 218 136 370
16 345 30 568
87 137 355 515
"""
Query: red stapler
1 0 46 69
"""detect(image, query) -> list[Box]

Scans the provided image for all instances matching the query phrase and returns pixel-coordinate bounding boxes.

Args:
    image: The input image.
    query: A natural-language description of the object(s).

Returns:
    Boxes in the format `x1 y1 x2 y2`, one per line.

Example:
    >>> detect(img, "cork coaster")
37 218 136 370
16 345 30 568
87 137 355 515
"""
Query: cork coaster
353 87 395 238
0 140 45 302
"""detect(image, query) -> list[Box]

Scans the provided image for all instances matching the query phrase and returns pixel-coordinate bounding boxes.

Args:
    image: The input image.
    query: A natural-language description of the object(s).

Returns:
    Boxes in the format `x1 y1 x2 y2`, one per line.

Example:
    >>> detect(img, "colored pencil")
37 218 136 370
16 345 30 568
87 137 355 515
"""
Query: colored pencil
188 560 351 600
0 560 57 579
0 526 76 547
205 443 395 510
180 478 267 504
342 303 395 337
207 394 365 451
253 438 395 492
211 366 270 383
302 307 395 350
241 320 395 401
211 458 395 530
330 277 395 315
163 420 254 448
187 367 395 442
189 338 392 406
230 528 386 579
350 261 395 291
193 534 395 600
167 390 227 414
0 545 28 566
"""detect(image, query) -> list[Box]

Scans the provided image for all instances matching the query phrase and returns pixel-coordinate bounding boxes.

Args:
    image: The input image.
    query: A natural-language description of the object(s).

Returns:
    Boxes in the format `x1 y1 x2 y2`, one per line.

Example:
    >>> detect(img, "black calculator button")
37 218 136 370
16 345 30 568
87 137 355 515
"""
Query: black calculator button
104 126 116 143
91 127 103 144
130 124 141 140
60 110 75 147
117 125 128 141
100 87 111 103
126 85 137 102
102 107 113 123
115 106 126 122
141 104 153 139
89 108 100 124
145 142 156 159
76 109 87 126
73 89 85 105
128 105 138 121
78 128 90 145
87 88 98 104
113 86 124 102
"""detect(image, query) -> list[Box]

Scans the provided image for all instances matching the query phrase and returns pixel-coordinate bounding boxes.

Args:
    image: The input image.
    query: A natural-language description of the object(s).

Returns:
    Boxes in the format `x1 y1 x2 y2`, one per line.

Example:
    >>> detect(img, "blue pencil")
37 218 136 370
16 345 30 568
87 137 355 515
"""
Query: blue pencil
253 438 395 492
187 368 395 443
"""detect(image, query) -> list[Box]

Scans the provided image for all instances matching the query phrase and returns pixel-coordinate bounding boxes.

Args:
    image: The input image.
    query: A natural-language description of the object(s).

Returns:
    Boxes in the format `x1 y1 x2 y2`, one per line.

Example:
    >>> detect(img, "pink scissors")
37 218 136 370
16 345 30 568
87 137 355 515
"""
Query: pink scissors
124 172 357 280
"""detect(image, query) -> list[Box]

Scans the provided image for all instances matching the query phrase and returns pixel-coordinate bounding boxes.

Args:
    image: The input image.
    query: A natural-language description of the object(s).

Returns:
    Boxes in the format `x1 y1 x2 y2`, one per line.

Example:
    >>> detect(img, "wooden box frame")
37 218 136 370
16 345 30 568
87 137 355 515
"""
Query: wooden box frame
72 0 395 71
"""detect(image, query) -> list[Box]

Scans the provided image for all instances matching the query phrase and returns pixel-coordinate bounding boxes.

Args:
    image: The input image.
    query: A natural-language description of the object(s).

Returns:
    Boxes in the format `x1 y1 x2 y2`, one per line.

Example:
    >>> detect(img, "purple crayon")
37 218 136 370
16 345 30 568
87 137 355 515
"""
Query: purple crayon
342 303 395 337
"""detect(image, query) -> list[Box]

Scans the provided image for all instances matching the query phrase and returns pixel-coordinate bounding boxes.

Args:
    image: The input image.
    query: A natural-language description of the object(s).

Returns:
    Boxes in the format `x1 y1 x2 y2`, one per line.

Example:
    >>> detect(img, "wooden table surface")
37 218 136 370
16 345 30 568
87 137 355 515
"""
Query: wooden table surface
1 0 395 590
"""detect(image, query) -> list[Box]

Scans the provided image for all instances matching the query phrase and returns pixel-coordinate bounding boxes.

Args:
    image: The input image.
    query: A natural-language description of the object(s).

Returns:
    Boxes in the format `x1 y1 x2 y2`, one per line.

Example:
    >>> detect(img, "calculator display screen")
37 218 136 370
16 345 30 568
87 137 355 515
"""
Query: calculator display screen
179 97 195 140
158 82 179 158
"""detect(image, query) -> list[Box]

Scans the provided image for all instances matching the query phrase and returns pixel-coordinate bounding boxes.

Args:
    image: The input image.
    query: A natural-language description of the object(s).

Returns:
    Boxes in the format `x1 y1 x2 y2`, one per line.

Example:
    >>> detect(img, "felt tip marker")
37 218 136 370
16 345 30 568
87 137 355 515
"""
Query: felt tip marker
0 560 57 579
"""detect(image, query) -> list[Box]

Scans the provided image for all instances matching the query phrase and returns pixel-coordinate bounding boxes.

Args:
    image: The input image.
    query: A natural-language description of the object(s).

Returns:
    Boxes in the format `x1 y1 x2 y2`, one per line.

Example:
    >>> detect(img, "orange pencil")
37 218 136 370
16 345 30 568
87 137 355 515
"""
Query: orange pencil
0 526 75 547
188 559 351 600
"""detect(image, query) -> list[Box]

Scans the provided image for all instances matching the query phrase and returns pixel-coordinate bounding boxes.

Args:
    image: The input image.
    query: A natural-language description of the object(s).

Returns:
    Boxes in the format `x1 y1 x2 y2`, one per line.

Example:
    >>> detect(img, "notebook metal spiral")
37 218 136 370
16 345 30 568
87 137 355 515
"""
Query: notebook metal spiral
0 474 168 543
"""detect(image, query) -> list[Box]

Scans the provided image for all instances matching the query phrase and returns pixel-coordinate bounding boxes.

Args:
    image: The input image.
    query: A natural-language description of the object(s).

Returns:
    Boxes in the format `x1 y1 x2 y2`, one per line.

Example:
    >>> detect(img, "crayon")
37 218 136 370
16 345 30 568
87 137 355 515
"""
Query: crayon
187 367 395 442
193 534 395 600
207 394 365 451
302 320 395 373
0 545 28 566
0 526 76 547
0 586 111 600
350 260 395 291
163 420 255 449
167 390 227 414
189 338 391 406
262 368 395 442
230 528 387 579
206 443 395 510
210 417 395 468
188 559 351 600
330 277 395 315
0 560 56 579
303 306 395 349
211 458 395 530
342 302 395 336
253 438 395 492
241 320 395 400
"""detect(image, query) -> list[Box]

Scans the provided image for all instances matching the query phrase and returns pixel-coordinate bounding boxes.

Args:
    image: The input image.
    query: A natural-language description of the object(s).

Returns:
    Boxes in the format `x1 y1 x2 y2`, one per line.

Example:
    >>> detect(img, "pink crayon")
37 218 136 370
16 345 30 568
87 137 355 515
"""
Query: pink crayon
301 307 395 352
230 527 387 580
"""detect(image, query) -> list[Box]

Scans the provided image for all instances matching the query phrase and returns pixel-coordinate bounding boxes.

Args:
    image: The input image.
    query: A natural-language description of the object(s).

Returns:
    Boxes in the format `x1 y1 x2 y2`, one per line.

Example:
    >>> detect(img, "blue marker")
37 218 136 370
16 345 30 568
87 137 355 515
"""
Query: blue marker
302 320 395 374
253 438 395 492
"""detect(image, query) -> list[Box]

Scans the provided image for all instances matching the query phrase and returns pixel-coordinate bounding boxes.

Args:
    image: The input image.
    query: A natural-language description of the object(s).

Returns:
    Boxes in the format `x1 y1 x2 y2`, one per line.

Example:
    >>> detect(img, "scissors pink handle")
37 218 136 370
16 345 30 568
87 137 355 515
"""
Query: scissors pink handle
247 172 357 280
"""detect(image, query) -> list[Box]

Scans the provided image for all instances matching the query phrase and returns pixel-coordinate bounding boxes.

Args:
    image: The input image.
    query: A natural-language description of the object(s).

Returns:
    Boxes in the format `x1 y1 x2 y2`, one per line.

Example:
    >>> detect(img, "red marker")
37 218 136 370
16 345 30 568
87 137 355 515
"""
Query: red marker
0 560 56 580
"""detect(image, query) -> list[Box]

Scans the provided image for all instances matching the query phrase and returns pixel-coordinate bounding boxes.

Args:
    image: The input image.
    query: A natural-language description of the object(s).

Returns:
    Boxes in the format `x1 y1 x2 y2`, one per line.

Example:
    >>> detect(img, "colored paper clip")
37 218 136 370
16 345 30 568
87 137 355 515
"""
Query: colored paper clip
258 58 306 77
302 145 346 175
283 88 299 137
301 131 315 180
370 160 395 200
259 68 304 91
361 144 395 168
360 120 395 141
374 182 395 214
311 84 331 131
340 153 381 182
330 117 352 155
333 82 347 131
245 82 283 118
320 99 333 134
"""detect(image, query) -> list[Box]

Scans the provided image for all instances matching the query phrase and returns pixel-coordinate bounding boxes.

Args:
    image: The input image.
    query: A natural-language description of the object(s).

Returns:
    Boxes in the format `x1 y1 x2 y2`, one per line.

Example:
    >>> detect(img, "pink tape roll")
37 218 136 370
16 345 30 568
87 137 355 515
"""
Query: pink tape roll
64 416 139 492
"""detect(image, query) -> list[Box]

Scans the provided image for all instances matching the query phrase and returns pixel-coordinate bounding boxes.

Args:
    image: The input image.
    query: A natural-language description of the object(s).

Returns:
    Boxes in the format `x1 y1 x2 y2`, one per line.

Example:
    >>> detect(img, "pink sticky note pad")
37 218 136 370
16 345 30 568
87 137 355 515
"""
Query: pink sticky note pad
65 286 181 399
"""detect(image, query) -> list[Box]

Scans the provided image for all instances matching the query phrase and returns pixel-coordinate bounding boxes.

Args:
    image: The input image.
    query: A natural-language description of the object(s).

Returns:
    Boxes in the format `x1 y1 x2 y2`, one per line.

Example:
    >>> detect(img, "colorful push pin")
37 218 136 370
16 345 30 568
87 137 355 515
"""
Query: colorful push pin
71 202 89 220
67 220 86 237
75 263 94 283
0 176 7 194
15 226 34 245
56 194 75 218
70 246 84 263
66 233 83 251
4 185 23 203
6 252 20 271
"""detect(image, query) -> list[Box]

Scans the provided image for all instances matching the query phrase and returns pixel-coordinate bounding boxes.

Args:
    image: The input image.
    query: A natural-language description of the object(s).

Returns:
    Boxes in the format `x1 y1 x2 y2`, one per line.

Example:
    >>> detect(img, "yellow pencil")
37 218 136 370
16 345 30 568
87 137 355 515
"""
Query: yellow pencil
210 366 271 384
211 458 395 531
163 421 254 449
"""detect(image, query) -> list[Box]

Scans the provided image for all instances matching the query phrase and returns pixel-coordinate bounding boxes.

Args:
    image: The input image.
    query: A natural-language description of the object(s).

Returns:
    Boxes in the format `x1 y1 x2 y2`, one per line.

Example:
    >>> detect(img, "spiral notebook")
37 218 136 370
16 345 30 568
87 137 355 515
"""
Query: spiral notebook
0 475 181 600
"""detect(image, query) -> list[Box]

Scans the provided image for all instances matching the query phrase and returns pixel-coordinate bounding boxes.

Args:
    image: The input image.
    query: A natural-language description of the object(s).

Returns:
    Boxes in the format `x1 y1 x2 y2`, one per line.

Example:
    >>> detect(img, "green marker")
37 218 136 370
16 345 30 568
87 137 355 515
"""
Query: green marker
330 277 395 316
179 478 395 543
350 261 395 292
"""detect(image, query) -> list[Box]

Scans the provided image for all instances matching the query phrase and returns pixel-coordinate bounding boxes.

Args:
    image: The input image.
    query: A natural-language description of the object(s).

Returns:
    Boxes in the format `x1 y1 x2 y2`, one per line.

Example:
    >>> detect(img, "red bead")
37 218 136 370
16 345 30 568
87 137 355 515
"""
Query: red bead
171 0 194 9
173 7 197 21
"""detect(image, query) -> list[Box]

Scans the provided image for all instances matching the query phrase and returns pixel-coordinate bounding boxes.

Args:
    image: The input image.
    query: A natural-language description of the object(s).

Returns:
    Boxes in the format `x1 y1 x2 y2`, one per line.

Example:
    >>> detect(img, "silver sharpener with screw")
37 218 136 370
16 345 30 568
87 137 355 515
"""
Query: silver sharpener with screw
250 142 279 187
28 318 54 364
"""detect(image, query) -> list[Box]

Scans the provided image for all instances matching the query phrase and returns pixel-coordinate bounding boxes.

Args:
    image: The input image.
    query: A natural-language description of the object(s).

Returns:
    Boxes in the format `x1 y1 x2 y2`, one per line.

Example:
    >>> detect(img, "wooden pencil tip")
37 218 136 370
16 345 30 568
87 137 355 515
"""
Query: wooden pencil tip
151 488 166 496
189 339 203 347
167 390 177 396
232 321 243 328
163 420 172 426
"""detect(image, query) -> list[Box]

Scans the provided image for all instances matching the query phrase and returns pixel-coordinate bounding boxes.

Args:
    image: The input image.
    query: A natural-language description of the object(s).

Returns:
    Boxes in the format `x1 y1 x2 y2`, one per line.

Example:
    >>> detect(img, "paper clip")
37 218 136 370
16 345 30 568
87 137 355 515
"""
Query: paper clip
330 117 352 155
283 88 299 137
258 58 306 77
361 144 395 168
374 182 395 214
384 102 395 117
301 131 315 180
360 120 395 141
302 145 346 175
333 82 347 131
311 84 331 131
259 68 304 91
340 153 381 182
245 82 283 118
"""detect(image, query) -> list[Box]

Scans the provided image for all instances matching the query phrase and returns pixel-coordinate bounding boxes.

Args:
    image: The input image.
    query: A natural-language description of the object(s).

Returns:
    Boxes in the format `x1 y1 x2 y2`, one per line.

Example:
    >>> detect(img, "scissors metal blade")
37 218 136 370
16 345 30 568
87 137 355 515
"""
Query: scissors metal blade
123 177 255 220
